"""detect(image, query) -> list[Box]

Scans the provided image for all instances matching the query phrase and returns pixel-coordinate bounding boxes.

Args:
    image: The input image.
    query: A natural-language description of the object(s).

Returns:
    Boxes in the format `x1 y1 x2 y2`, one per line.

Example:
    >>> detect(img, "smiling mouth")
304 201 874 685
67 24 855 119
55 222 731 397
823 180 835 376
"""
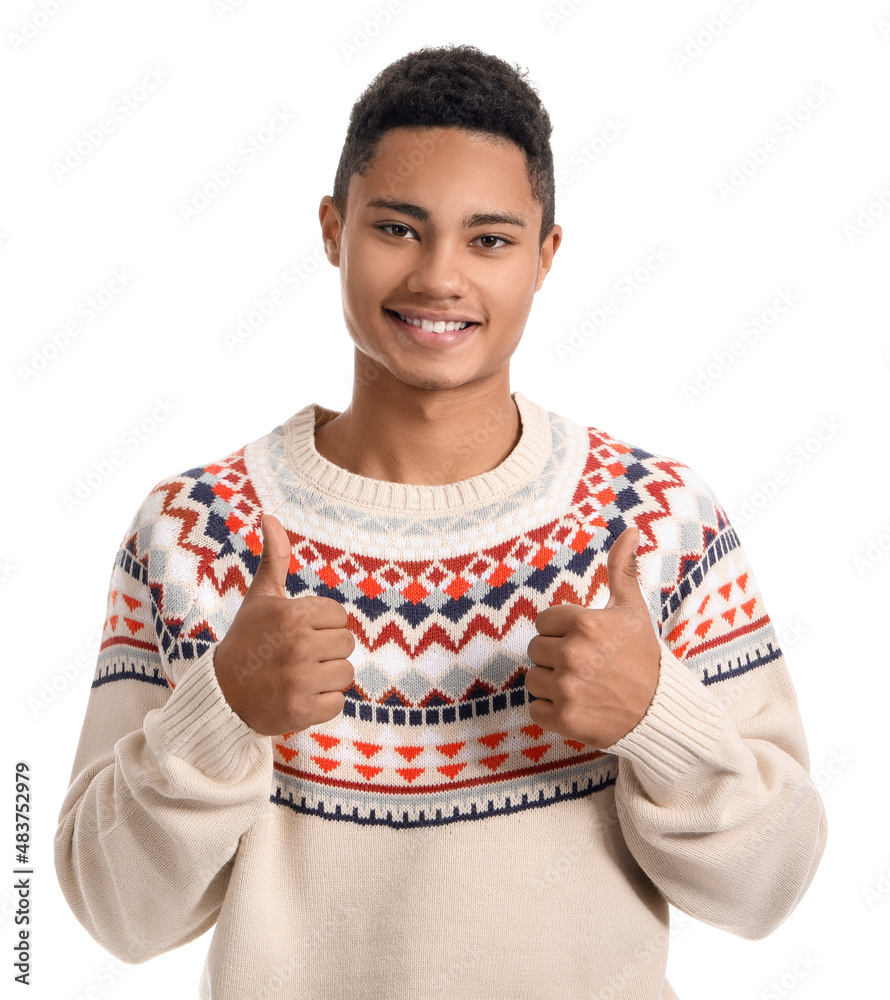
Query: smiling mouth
386 309 478 333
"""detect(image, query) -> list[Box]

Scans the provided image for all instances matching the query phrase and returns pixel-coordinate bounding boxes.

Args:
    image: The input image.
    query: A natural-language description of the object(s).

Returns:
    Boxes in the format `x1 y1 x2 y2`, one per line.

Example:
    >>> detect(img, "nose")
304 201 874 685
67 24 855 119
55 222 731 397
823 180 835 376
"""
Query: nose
405 237 471 299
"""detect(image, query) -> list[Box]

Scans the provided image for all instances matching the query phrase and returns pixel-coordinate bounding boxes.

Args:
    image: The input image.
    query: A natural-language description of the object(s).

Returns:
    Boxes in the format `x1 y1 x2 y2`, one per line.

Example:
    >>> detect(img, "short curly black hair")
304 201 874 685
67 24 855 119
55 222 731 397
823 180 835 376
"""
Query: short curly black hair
332 44 555 250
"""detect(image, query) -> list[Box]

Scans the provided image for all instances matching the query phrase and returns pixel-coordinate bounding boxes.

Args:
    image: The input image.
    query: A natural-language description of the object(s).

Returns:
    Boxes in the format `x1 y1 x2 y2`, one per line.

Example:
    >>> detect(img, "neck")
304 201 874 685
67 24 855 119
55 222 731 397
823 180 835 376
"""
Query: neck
314 365 521 486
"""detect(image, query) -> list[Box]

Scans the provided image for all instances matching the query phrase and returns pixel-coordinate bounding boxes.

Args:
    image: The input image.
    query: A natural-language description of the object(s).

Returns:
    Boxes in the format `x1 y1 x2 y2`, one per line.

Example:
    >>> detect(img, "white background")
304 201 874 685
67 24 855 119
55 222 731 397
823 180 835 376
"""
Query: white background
2 0 888 997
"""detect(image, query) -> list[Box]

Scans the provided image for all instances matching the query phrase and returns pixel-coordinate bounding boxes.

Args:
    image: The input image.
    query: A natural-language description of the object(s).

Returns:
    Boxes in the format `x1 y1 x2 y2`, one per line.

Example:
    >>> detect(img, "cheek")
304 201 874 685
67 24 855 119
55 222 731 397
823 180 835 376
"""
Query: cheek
341 258 377 312
492 261 536 306
491 276 535 334
341 235 371 283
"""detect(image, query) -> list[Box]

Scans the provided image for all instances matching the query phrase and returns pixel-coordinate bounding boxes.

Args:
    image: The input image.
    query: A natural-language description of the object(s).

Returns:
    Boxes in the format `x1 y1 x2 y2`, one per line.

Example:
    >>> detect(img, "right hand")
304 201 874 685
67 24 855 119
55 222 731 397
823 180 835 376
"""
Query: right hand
213 513 356 737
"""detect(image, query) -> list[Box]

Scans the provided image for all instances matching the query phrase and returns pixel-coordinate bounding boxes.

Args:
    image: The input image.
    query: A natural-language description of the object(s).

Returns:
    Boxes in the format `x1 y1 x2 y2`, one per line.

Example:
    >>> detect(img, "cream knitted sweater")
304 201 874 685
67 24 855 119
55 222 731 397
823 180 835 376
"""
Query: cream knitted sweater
54 390 827 999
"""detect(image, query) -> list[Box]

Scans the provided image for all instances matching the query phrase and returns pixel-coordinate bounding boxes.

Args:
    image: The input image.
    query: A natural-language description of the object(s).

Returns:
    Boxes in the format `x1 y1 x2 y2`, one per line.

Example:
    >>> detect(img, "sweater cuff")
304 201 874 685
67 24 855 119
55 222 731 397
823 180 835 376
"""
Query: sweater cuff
603 637 738 788
149 644 271 782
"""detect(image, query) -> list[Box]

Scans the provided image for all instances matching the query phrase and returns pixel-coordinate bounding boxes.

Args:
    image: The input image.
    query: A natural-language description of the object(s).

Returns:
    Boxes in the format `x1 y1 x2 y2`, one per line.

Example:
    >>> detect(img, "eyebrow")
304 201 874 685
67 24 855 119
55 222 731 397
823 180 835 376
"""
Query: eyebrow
364 197 528 229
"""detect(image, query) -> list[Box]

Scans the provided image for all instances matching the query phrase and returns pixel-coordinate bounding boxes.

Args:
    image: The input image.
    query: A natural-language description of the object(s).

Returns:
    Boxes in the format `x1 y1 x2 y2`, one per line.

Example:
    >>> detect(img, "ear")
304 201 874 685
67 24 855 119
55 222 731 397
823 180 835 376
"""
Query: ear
535 223 562 291
319 195 342 267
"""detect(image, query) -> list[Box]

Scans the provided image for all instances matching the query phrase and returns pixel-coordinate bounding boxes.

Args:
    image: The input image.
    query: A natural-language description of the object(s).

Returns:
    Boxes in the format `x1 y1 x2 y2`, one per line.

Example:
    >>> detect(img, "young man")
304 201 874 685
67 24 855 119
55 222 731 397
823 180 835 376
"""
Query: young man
55 44 827 1000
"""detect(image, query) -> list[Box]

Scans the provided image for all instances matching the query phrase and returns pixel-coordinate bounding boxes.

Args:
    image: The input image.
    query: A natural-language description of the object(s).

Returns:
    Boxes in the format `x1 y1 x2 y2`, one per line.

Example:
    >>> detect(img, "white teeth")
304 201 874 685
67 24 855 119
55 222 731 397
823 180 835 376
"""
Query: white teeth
397 312 470 332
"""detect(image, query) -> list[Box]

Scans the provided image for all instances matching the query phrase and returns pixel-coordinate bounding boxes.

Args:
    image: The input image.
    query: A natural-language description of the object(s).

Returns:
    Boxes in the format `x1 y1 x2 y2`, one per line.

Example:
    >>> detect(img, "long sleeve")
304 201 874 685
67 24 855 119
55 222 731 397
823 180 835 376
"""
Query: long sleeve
54 497 273 963
604 476 828 941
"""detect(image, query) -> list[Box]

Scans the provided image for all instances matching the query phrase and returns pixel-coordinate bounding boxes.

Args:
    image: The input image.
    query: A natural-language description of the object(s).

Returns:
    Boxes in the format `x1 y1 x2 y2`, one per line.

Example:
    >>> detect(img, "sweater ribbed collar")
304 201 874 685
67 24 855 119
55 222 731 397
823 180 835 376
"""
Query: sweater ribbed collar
281 390 551 513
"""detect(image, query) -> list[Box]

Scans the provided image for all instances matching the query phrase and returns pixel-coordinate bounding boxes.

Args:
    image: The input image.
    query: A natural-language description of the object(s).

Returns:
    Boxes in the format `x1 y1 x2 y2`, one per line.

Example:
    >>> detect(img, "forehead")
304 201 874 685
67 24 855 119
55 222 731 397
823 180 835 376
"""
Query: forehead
350 126 540 222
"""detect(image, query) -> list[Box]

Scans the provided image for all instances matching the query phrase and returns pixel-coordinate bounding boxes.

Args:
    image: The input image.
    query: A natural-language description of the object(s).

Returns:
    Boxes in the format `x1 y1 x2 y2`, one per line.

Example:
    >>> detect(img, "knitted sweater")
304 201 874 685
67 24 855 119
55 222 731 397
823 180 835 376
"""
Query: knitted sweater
54 390 827 1000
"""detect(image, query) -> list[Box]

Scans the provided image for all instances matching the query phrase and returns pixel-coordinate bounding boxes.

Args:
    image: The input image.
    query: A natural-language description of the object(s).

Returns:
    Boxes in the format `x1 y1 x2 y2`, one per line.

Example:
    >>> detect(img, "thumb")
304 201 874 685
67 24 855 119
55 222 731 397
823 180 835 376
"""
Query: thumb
250 514 292 597
604 525 644 611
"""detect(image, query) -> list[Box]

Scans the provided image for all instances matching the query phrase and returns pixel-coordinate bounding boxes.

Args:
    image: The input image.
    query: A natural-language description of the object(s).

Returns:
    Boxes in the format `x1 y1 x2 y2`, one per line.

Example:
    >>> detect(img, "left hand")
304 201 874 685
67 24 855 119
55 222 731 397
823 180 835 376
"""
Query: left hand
525 525 663 749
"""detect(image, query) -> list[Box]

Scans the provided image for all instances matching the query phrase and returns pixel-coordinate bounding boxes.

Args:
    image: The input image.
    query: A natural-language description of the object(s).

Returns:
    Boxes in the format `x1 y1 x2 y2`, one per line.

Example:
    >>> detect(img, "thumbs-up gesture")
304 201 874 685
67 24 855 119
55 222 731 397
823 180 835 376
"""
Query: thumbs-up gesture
525 526 662 749
213 514 356 736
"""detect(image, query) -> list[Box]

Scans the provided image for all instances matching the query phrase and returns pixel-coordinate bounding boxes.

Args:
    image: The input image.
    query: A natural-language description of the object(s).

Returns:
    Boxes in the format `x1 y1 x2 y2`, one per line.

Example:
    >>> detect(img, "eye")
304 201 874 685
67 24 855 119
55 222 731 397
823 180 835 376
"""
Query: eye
376 223 417 239
375 224 514 250
473 234 513 250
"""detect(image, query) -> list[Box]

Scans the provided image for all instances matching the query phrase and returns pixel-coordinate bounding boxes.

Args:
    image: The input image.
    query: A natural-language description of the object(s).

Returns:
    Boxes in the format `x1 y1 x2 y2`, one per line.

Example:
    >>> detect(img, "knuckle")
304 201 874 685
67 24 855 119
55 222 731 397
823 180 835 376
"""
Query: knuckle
563 635 587 661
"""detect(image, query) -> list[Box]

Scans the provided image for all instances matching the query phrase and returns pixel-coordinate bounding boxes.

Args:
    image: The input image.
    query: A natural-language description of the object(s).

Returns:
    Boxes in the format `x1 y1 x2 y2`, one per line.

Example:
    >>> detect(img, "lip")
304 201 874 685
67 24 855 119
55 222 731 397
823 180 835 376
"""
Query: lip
385 308 479 347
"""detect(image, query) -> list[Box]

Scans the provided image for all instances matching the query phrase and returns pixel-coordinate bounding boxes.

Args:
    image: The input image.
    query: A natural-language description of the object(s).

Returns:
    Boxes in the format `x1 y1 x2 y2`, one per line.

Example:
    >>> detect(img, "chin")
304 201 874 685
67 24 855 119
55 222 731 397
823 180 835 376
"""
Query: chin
398 371 468 392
